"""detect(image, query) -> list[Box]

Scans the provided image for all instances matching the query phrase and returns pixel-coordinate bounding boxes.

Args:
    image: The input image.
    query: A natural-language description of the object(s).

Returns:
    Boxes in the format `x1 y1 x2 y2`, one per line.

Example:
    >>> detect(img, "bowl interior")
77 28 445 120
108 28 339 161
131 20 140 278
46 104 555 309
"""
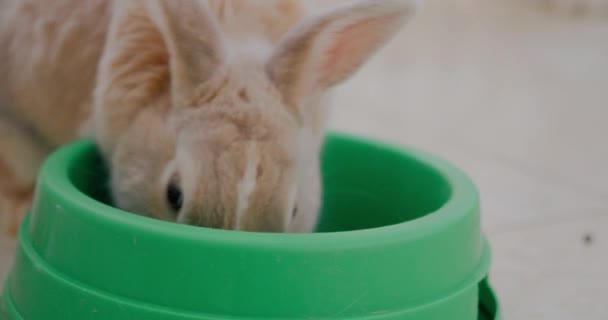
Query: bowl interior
70 135 452 232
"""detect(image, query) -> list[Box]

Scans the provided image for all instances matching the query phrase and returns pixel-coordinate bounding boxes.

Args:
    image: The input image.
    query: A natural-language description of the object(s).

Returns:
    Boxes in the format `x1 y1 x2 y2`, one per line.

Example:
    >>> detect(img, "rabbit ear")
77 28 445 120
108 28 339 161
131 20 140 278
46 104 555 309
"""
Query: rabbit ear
144 0 223 108
94 0 222 154
267 0 419 106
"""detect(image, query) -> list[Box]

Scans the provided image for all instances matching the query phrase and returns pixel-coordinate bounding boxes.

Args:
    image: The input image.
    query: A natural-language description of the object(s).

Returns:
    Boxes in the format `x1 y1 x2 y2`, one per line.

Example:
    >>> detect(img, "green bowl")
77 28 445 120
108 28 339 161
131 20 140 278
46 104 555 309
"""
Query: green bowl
2 133 500 319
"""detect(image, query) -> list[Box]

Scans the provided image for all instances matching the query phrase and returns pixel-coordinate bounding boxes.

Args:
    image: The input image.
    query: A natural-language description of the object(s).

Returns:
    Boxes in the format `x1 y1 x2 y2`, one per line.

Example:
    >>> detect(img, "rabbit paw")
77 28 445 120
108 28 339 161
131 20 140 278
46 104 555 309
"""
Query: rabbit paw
0 189 32 238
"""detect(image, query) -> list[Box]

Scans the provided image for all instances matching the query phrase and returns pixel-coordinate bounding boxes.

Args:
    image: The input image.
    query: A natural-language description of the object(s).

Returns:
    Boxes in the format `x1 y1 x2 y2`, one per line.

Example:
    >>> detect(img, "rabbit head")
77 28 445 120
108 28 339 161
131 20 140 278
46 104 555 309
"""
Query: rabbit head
92 0 419 232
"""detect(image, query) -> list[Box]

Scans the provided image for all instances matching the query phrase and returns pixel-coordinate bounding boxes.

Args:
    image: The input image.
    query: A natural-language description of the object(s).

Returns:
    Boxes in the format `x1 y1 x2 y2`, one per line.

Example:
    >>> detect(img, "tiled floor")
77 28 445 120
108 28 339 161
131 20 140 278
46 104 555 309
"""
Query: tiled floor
2 0 607 318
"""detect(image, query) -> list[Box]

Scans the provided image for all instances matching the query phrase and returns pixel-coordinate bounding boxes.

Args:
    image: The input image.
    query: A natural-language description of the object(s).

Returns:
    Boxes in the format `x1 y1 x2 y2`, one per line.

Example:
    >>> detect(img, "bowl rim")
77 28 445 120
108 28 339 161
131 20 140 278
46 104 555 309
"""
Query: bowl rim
38 132 480 250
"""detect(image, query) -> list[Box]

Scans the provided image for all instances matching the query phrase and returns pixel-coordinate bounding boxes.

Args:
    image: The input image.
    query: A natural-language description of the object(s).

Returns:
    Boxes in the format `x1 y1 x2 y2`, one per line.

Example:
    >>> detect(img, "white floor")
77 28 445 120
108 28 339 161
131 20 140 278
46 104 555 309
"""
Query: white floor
2 0 608 318
325 0 608 318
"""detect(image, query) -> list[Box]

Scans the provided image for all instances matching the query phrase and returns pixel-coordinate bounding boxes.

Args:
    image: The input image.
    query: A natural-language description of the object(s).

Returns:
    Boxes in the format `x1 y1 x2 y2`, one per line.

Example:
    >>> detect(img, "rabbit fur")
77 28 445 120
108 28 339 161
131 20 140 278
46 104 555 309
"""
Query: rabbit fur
0 0 420 236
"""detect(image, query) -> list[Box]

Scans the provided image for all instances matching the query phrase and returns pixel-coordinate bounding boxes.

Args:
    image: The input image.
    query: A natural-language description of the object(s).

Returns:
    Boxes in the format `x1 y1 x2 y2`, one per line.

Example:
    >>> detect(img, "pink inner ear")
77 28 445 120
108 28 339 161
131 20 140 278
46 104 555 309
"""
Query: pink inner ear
321 14 401 87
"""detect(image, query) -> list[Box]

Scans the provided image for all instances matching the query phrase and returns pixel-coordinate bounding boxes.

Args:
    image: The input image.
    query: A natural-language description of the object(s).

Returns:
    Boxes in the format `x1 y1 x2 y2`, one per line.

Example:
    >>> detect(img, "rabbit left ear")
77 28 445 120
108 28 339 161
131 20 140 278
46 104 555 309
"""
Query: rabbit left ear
266 0 419 106
94 0 224 154
144 0 224 108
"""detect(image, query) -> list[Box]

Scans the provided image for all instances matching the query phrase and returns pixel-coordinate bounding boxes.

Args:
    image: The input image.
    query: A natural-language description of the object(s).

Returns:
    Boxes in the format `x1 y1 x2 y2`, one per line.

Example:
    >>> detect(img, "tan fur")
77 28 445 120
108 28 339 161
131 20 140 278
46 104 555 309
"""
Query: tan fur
0 0 418 237
0 157 33 237
0 0 303 234
0 0 110 146
0 117 49 235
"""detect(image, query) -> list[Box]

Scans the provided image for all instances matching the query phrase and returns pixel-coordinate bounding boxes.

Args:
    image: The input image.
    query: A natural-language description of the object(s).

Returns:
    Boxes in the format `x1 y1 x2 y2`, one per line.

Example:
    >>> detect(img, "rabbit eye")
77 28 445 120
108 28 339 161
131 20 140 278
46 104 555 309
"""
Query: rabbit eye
166 180 183 212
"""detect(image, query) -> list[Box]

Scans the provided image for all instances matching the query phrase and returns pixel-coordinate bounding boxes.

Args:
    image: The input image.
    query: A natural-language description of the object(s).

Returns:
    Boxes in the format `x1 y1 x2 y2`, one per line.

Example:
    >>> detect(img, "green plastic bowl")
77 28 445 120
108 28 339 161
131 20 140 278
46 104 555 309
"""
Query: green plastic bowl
2 133 500 319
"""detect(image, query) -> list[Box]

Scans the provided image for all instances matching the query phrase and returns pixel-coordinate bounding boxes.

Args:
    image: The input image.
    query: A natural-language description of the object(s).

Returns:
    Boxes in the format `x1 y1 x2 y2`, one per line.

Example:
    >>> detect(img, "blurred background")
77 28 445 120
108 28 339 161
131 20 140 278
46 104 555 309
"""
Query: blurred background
312 0 608 318
1 0 606 318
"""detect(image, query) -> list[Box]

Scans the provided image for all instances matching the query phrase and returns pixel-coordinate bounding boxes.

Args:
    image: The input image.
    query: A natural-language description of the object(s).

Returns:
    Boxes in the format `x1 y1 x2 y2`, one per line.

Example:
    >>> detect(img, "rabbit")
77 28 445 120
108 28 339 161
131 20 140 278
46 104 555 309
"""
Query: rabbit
0 0 420 237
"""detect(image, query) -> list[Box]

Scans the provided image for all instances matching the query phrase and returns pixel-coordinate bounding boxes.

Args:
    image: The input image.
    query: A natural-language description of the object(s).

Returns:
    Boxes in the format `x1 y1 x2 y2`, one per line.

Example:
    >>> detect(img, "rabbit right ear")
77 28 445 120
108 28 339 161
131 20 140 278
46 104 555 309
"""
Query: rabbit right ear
93 0 223 155
267 0 419 109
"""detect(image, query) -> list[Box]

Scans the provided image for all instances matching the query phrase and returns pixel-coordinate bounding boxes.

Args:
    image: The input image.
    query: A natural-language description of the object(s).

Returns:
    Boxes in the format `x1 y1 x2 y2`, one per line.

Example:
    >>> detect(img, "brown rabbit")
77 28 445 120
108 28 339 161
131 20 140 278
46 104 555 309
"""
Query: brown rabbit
0 0 420 237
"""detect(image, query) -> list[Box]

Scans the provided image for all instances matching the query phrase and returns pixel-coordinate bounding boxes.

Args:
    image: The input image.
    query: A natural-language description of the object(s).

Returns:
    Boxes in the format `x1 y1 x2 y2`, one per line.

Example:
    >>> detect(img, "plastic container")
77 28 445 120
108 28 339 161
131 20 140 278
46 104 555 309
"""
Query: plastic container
1 133 500 319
